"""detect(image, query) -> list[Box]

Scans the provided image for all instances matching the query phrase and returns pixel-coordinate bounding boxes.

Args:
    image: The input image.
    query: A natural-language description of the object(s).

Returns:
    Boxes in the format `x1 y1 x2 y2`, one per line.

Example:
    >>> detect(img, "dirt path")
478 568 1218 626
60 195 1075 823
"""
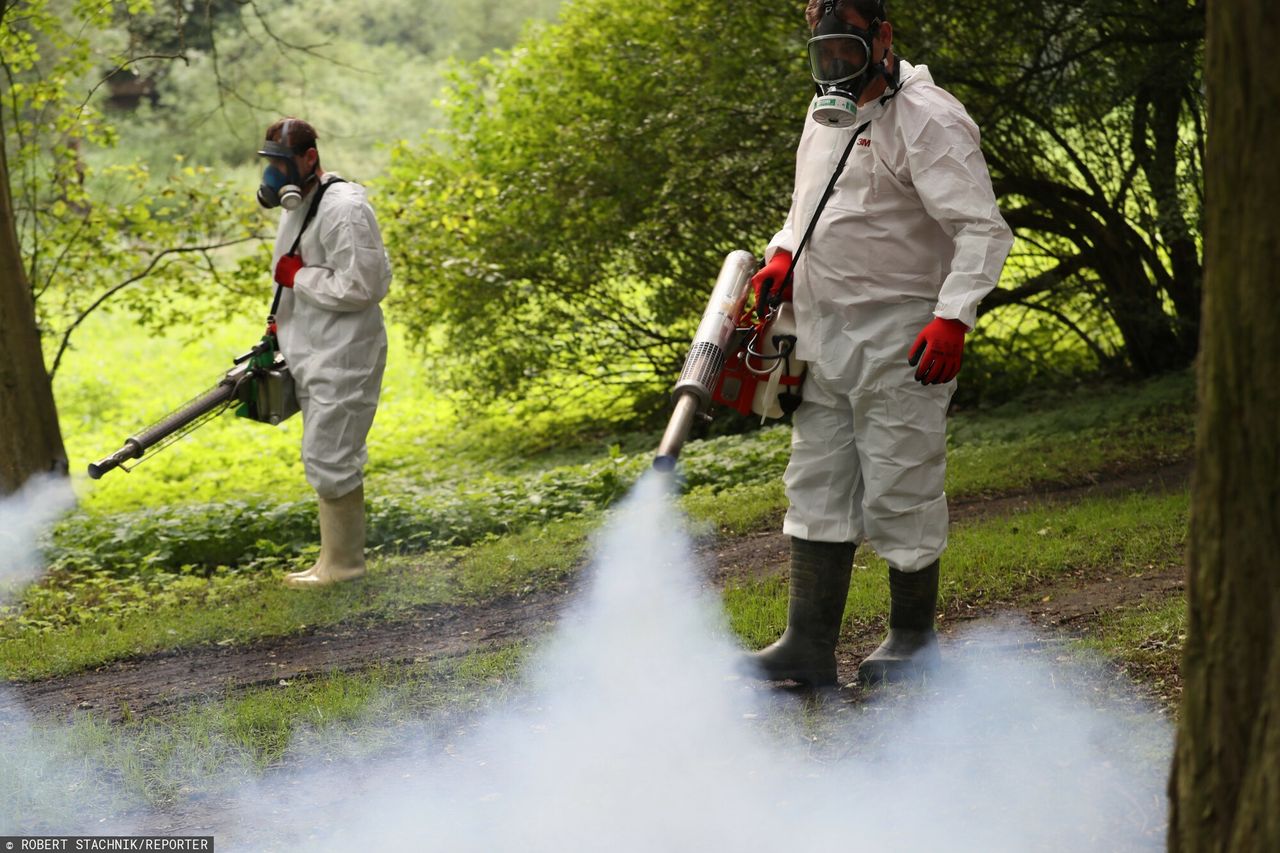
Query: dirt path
9 460 1190 722
6 590 570 723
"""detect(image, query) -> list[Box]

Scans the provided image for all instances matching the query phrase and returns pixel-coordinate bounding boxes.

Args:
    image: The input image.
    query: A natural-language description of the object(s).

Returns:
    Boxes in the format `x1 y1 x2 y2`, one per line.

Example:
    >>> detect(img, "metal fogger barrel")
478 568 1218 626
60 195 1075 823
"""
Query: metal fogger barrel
87 339 299 480
653 250 756 471
87 375 244 479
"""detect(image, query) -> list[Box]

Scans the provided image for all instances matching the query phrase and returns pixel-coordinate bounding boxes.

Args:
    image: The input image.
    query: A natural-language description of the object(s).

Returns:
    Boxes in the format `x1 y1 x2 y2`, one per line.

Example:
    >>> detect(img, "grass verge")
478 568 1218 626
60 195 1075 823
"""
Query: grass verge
0 520 587 681
1080 595 1186 706
724 489 1189 651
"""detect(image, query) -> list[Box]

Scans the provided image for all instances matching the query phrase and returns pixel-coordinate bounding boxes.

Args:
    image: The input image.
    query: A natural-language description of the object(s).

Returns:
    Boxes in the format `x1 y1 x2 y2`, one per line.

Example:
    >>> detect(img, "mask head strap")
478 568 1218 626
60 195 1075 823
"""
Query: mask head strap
257 118 308 159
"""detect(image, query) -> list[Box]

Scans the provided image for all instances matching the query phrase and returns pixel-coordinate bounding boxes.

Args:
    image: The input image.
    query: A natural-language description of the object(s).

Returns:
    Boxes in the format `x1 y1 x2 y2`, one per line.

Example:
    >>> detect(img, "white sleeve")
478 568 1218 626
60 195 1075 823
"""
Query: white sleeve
292 199 392 313
905 107 1013 328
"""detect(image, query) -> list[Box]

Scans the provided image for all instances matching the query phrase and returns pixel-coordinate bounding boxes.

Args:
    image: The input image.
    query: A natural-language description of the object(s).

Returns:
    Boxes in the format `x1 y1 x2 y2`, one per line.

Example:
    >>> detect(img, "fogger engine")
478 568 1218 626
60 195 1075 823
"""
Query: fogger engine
87 339 299 479
652 251 807 471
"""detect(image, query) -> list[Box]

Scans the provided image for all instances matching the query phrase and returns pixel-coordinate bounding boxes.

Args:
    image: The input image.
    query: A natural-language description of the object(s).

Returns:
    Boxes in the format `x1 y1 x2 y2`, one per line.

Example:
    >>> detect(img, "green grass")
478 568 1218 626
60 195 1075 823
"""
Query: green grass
946 372 1193 496
0 518 589 681
681 479 787 536
1081 595 1187 703
725 489 1189 650
1 648 524 830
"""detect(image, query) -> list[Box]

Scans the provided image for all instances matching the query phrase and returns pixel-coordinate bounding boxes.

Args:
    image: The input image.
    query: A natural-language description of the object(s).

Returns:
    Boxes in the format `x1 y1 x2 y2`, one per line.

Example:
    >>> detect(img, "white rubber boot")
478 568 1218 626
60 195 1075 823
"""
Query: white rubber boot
284 484 367 588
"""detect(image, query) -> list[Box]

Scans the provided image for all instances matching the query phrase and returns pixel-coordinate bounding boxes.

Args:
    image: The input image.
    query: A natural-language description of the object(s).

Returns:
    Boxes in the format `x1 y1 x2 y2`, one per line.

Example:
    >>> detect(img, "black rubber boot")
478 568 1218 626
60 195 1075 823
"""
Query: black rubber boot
743 537 856 687
857 560 942 685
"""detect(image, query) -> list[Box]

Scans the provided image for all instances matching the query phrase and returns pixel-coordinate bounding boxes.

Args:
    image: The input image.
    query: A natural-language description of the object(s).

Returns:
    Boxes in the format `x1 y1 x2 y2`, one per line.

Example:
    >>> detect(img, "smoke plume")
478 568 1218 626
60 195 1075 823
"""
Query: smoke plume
216 473 1171 851
0 474 76 590
0 473 1171 848
0 474 118 836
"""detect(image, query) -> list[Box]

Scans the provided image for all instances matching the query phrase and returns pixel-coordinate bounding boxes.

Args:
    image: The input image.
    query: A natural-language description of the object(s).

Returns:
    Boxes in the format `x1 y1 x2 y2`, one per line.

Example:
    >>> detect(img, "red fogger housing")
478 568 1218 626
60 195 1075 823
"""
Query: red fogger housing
712 312 804 417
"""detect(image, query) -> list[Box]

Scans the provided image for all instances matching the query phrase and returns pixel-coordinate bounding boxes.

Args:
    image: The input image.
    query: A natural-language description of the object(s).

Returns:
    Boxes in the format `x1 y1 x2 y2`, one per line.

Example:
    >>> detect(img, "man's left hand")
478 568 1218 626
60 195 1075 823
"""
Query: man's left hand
275 253 304 288
908 317 968 385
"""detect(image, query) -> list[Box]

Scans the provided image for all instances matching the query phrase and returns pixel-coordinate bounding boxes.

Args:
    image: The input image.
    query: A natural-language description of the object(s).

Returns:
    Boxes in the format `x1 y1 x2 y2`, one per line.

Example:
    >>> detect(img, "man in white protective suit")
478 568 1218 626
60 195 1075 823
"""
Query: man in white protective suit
255 118 392 589
744 0 1013 685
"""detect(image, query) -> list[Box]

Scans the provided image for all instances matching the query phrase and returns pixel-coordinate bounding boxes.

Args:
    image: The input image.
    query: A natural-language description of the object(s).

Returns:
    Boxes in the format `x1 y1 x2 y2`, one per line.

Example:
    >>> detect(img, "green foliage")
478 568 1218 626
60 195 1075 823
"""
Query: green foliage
961 294 1114 408
6 0 565 399
42 363 1191 594
380 0 808 419
2 0 265 375
8 559 261 636
382 0 1205 424
46 423 794 584
102 0 564 179
903 0 1205 375
1 0 120 191
0 517 587 679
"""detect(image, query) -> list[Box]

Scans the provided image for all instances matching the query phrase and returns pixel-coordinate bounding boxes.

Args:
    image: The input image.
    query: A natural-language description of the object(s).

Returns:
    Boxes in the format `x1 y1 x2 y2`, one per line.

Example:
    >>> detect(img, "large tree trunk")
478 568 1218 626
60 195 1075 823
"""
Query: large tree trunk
0 110 67 494
1168 0 1280 849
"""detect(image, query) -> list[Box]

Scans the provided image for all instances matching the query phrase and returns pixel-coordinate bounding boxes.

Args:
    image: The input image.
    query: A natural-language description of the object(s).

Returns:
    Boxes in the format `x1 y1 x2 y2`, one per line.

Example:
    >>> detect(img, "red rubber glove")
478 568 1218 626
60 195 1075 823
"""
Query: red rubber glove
274 253 304 288
908 317 969 385
750 250 793 317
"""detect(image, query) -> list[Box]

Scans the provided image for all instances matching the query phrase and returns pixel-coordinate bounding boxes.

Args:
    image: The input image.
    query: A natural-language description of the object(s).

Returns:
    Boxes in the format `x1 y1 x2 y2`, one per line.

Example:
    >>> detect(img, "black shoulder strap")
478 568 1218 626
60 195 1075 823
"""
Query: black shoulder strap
288 176 347 256
783 121 870 284
270 177 348 317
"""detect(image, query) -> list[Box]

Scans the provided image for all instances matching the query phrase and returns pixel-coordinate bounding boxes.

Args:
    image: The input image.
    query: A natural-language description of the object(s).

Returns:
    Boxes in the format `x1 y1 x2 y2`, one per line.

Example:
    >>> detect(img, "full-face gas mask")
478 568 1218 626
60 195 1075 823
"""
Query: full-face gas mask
256 120 314 211
808 0 886 128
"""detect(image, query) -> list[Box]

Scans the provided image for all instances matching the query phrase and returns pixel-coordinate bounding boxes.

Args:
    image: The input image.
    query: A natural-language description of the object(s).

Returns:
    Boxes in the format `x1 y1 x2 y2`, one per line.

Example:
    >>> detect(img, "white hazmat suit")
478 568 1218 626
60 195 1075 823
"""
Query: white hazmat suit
271 174 391 500
768 61 1013 571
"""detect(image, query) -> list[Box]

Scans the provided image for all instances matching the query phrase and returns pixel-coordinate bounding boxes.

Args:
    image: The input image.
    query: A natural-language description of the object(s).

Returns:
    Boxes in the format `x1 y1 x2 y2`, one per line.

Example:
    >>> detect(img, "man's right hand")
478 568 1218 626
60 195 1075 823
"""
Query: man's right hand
750 250 793 317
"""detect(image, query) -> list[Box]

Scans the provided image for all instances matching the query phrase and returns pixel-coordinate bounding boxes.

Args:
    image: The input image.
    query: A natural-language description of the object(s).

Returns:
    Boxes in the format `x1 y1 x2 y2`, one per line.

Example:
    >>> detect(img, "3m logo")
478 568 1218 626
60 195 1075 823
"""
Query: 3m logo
857 138 872 147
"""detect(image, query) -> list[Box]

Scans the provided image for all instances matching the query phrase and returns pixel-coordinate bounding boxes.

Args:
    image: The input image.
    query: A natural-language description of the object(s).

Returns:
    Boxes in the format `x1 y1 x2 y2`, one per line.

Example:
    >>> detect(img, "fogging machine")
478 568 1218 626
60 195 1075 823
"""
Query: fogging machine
87 335 298 479
652 250 805 471
653 121 876 470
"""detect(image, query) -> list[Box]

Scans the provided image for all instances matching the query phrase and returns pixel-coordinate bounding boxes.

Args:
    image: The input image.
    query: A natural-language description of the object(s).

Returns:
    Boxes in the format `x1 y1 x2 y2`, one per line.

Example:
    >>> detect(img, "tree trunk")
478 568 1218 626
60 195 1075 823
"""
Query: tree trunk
1168 0 1280 849
0 109 68 494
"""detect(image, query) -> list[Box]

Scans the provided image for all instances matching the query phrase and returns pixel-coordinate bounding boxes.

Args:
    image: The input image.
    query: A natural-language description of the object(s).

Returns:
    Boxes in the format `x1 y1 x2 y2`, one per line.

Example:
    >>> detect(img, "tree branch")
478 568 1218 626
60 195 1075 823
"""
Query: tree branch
49 236 261 377
977 254 1092 315
1001 297 1115 366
